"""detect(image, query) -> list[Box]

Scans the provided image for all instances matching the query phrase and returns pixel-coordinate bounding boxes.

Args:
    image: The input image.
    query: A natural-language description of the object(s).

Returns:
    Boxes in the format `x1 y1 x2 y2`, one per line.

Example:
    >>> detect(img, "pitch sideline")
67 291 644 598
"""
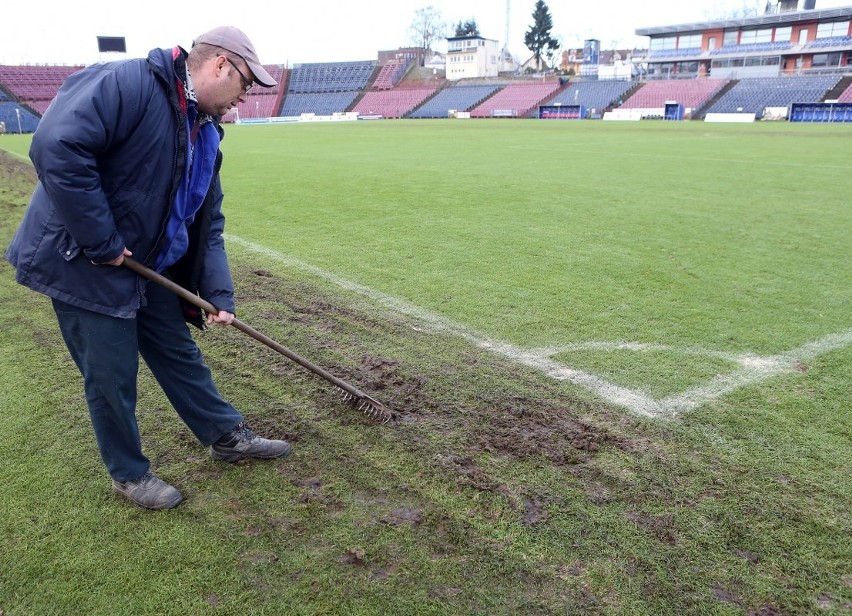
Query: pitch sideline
226 235 850 418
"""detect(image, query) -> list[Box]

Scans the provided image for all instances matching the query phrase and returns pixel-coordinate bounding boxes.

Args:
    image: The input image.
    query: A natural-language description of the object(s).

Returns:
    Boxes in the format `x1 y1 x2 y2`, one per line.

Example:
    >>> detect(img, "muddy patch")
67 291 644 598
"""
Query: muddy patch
380 507 423 527
521 497 547 525
624 510 678 545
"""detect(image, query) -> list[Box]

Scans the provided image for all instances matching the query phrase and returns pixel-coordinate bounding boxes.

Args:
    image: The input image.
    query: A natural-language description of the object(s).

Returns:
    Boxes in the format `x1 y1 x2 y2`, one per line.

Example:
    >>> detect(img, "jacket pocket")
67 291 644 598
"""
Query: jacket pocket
108 186 150 221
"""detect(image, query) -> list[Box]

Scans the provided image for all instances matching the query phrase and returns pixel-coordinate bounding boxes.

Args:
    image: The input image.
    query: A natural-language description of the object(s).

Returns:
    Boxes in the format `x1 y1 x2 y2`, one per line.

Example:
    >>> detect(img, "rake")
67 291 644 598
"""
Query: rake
123 257 393 422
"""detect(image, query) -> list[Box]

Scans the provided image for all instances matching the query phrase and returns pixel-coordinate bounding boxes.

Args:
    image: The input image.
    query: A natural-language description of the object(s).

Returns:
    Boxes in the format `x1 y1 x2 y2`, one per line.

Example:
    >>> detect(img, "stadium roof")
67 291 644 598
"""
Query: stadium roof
635 4 852 36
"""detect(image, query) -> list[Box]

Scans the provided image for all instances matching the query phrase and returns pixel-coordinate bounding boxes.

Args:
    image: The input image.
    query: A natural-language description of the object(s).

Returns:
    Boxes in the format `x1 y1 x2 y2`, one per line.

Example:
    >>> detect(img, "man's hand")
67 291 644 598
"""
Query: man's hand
207 310 235 326
105 248 133 266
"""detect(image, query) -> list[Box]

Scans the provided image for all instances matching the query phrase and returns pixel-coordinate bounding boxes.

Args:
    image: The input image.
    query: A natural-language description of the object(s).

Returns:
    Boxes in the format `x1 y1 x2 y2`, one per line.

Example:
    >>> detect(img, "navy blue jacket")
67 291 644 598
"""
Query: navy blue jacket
5 47 235 323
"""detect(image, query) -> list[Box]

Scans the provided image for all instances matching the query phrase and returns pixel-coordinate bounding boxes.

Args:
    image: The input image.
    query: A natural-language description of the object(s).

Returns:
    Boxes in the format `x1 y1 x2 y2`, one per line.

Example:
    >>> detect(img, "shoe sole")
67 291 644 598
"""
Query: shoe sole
210 443 292 463
112 486 183 510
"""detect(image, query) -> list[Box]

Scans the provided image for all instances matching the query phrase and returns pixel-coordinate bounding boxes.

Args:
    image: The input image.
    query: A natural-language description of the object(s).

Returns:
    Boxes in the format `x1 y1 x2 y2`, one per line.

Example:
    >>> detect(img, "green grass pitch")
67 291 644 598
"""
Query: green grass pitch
0 119 849 615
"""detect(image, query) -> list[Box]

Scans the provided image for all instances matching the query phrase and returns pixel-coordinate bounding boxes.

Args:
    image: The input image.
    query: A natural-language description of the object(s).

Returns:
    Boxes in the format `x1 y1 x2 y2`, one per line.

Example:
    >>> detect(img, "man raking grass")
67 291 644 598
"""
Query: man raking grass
4 26 293 510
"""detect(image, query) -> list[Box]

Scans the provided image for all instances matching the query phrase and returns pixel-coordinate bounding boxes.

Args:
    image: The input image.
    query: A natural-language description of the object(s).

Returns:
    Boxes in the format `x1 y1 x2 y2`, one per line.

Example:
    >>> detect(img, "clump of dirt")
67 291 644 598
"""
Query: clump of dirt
711 584 744 608
434 454 500 491
340 547 368 567
380 507 422 527
521 497 547 525
624 510 678 545
351 355 428 410
465 397 630 468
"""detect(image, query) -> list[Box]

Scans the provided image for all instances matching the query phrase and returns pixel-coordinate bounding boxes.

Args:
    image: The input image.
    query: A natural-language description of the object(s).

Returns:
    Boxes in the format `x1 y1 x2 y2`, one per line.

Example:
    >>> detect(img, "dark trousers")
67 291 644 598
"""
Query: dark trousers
52 281 243 482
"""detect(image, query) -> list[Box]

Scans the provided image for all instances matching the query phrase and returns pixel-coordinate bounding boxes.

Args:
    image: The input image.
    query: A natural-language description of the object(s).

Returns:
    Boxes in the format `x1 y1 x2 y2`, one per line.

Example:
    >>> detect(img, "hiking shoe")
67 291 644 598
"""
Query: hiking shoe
112 472 183 510
211 423 292 463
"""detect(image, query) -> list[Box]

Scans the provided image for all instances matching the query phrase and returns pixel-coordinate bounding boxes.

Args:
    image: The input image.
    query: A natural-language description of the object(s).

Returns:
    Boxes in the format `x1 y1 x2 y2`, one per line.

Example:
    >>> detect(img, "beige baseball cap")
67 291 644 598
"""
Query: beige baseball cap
193 26 276 87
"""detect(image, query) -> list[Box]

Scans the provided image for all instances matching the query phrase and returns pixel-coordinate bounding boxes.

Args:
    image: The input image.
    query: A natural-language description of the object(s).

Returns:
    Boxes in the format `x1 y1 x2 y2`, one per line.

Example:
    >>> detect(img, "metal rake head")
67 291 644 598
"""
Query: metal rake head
337 387 394 423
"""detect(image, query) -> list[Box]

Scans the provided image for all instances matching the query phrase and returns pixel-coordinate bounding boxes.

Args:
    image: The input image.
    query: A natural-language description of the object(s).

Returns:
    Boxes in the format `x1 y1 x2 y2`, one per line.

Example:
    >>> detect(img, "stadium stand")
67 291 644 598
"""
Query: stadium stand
838 82 852 102
469 82 560 118
407 83 501 118
279 91 360 116
0 64 82 116
544 80 636 115
621 78 728 111
287 61 374 93
352 87 436 118
0 100 40 133
648 47 702 58
709 41 791 55
704 74 841 115
277 60 376 118
804 35 852 49
371 57 413 90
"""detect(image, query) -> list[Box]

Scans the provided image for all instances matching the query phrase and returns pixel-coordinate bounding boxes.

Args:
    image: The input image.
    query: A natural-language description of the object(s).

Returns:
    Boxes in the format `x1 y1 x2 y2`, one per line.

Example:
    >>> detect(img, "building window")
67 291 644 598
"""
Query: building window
723 30 739 46
816 20 850 38
650 36 677 51
679 33 701 48
774 26 792 43
812 52 842 67
740 28 772 44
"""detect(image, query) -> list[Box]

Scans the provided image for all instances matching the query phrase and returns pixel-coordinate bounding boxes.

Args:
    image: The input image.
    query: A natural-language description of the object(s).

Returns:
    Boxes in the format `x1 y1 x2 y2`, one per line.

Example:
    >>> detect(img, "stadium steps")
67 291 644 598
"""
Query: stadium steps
394 59 418 87
347 64 391 112
824 75 852 100
694 79 739 119
0 83 15 103
538 79 573 105
346 88 370 112
613 81 644 108
273 69 290 116
365 63 384 90
467 84 505 110
404 86 444 117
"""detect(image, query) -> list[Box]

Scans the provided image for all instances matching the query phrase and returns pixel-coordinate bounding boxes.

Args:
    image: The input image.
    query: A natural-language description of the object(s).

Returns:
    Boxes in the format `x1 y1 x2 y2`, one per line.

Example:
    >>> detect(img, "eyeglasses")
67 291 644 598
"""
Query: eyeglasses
225 57 253 94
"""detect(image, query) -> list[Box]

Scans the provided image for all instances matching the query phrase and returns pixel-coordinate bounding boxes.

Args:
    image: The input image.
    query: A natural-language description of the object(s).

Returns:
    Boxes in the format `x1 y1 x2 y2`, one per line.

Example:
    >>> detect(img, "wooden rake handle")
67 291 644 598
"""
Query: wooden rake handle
122 257 392 420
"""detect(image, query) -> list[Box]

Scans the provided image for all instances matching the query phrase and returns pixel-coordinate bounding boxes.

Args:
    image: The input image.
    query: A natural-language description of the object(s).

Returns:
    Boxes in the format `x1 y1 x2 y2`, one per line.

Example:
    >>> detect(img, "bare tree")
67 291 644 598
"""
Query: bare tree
703 0 765 20
544 35 563 70
409 5 448 66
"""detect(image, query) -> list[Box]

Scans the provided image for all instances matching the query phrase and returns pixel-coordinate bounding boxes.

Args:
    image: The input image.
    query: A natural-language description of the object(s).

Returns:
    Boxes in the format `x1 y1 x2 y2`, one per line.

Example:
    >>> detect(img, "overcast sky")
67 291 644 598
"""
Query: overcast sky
2 0 850 66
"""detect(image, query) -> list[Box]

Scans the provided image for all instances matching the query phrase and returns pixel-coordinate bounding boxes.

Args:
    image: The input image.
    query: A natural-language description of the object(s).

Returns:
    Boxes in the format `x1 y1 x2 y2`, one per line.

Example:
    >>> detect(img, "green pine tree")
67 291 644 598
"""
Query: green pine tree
524 0 560 71
454 18 480 37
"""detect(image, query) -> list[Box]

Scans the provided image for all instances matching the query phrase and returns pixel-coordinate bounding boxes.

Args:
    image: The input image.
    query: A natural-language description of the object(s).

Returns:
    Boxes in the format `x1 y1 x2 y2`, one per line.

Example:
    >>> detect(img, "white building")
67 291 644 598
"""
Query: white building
445 35 500 80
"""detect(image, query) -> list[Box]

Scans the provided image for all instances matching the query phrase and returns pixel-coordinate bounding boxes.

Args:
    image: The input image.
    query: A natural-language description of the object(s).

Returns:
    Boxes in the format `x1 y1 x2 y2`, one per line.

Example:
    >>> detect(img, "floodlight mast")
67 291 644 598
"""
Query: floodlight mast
15 108 21 134
504 0 511 55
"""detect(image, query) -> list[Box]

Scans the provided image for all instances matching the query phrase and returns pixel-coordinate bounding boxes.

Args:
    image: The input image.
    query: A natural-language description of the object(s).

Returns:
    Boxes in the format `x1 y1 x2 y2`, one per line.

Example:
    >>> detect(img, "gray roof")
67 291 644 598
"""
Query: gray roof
635 5 852 37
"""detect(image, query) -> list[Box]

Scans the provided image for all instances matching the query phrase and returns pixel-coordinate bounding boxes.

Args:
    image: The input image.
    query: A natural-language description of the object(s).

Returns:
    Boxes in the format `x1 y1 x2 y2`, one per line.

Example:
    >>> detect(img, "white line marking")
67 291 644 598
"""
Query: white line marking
658 328 852 417
226 235 851 419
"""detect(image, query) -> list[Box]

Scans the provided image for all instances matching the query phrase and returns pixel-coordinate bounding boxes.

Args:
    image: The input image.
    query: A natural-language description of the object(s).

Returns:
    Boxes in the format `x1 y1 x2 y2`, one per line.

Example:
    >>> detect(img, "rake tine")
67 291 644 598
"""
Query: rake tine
334 386 392 422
